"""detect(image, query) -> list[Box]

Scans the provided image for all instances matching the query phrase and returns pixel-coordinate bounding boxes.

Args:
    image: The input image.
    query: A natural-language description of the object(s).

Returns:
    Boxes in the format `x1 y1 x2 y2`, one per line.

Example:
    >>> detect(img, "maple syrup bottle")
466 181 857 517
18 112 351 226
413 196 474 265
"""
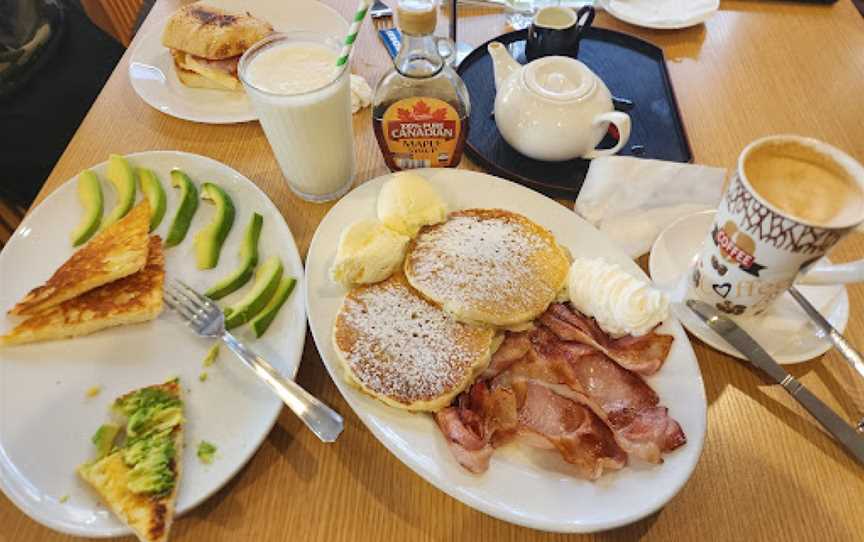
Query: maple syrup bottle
372 0 470 170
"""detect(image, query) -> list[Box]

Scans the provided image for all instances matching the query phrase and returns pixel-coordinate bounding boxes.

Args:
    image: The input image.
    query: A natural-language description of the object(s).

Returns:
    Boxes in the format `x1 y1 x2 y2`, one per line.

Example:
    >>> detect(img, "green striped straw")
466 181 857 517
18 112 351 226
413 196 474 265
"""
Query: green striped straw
336 0 372 67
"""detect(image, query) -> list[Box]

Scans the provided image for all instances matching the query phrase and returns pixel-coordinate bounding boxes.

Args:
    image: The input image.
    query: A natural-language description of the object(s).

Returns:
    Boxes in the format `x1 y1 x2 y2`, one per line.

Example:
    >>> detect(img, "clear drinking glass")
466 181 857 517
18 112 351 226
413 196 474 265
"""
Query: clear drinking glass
239 32 355 203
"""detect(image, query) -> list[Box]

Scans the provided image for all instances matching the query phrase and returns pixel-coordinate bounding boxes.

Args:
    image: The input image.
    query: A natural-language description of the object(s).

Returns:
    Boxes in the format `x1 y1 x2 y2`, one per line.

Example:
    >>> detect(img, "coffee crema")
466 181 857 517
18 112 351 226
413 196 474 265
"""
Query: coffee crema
743 140 864 227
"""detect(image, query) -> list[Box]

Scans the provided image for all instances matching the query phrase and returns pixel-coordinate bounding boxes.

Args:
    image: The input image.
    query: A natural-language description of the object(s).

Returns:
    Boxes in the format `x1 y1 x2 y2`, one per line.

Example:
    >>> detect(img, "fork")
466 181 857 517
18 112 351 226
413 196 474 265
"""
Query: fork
371 0 394 30
164 280 344 443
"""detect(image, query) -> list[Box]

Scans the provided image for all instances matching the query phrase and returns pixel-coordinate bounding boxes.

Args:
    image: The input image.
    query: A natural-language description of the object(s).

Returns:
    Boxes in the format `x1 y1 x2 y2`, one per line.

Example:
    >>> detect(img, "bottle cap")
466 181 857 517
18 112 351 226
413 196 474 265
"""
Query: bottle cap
397 0 437 36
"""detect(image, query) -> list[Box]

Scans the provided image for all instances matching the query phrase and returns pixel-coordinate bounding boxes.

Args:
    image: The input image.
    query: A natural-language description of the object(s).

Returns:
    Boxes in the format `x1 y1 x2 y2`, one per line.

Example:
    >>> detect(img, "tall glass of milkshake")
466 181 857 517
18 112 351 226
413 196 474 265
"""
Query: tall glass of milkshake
239 32 355 202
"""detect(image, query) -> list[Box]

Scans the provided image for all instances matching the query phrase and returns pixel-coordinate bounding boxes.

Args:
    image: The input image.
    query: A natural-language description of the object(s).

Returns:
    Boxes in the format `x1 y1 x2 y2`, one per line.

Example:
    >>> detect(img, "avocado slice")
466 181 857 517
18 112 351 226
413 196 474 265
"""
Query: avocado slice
193 183 236 270
102 155 137 229
165 169 199 247
205 213 263 299
224 256 283 329
91 423 120 461
250 276 296 338
137 168 167 232
71 170 103 246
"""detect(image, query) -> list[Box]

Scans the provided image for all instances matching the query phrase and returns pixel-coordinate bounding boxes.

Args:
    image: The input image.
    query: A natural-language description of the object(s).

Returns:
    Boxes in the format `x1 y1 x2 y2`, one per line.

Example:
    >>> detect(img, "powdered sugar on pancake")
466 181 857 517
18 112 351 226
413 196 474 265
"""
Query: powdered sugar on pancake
405 209 570 326
333 274 493 409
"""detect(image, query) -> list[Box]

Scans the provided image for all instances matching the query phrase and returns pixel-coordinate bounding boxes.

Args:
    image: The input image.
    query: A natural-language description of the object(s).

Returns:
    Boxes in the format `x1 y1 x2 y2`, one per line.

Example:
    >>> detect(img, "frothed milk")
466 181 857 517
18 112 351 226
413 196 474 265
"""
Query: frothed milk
690 135 864 317
744 140 864 227
240 34 354 202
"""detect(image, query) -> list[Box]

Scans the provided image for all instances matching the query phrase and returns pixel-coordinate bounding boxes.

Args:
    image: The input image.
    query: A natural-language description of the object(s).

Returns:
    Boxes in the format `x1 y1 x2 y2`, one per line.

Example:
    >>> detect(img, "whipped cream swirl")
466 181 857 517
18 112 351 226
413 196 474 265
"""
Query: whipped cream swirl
567 258 669 337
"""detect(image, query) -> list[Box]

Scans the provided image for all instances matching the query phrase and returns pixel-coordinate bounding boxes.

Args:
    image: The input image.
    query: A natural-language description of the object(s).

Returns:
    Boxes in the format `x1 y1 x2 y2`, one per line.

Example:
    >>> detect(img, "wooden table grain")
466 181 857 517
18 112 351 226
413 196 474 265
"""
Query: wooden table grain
3 1 864 540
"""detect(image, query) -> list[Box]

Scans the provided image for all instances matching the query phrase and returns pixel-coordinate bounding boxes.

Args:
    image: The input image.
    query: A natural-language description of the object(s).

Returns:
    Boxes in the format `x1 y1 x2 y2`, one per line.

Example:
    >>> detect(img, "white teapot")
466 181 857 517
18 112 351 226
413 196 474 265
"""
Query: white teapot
488 41 631 162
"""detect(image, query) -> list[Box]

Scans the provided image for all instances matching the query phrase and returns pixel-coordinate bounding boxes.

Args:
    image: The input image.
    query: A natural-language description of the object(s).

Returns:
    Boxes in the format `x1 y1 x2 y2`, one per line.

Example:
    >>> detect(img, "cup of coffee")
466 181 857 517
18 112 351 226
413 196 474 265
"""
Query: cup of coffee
526 6 595 62
690 135 864 316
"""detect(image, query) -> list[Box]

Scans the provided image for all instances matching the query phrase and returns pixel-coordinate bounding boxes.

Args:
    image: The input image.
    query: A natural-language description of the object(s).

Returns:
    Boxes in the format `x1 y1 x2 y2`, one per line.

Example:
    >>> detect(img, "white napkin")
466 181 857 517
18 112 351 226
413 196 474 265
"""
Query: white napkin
575 156 726 258
350 75 373 114
603 0 717 26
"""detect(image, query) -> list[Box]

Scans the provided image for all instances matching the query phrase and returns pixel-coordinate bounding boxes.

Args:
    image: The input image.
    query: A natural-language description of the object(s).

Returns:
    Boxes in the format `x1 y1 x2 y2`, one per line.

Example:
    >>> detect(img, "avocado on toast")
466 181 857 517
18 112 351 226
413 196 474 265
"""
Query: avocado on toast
78 379 184 542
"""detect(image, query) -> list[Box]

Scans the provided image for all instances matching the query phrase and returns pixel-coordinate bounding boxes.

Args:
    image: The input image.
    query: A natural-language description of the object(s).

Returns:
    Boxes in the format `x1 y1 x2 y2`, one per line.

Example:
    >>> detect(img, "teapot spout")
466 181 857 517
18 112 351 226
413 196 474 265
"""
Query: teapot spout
487 42 520 91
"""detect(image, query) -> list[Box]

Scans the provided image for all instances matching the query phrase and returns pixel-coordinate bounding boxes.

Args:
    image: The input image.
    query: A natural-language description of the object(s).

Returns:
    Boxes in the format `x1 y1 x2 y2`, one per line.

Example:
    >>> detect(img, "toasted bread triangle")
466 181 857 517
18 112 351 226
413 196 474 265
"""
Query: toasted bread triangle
77 380 183 542
1 236 164 346
9 200 152 317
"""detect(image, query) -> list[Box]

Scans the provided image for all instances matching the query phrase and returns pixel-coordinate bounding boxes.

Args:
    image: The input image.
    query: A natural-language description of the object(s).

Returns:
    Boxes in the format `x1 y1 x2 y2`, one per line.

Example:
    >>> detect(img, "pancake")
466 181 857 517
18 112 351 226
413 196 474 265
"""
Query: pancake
1 236 165 346
333 273 496 412
8 199 151 316
404 209 570 327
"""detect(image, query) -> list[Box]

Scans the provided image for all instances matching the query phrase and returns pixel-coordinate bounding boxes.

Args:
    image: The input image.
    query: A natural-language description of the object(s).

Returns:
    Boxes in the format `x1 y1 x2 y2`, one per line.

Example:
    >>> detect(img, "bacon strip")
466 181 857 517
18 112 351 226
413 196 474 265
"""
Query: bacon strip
435 382 518 474
524 327 686 463
435 408 494 474
512 380 627 480
539 303 673 375
482 332 531 379
436 377 626 478
435 305 684 476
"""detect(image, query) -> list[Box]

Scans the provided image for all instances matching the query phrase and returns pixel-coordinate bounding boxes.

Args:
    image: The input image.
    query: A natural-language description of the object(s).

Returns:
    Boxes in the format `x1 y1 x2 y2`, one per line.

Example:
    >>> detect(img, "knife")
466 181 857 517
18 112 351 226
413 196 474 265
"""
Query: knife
686 299 864 464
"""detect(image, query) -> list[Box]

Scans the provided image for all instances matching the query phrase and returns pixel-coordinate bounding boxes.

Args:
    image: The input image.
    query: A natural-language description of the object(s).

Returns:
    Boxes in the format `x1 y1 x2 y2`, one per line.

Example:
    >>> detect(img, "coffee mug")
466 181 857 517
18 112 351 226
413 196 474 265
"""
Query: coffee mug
690 135 864 317
526 6 595 62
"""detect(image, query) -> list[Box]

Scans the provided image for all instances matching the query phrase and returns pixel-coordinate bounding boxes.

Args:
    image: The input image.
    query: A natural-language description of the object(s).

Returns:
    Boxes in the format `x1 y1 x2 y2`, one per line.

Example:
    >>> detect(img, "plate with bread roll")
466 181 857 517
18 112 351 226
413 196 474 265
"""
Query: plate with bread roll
129 0 348 123
305 169 708 533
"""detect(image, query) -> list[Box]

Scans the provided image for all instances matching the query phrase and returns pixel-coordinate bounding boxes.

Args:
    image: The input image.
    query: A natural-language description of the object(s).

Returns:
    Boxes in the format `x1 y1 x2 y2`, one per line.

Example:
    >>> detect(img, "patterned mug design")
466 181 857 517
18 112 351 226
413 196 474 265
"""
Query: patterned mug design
716 300 746 315
690 136 864 317
710 255 728 276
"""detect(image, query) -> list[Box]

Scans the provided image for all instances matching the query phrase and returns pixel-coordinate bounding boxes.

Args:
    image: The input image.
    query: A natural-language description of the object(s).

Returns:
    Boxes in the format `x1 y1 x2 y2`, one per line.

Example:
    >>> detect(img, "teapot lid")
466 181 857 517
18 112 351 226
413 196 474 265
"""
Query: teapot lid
523 57 596 101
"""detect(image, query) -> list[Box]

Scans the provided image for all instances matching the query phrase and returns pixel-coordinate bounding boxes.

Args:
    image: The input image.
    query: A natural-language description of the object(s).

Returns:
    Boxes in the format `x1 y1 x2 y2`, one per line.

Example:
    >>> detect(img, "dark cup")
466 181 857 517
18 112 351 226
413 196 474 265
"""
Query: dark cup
526 6 595 61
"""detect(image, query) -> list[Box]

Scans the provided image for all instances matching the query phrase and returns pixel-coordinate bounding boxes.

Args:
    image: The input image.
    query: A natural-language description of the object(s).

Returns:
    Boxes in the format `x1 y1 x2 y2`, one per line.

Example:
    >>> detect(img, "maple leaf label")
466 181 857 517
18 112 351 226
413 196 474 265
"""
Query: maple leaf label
397 108 414 122
388 99 456 139
380 97 463 167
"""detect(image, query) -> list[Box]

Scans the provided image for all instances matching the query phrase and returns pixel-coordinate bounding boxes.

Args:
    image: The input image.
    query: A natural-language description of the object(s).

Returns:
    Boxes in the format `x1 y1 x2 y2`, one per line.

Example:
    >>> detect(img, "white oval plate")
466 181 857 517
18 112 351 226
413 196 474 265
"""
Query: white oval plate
600 0 719 30
128 0 348 124
305 169 707 533
649 210 849 364
0 151 306 537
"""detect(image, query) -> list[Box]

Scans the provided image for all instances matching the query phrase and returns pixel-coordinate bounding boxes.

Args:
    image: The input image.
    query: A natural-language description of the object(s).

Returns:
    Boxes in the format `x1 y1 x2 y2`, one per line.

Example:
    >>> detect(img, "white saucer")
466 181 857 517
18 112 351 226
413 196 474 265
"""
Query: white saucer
600 0 719 30
649 210 849 364
128 0 347 124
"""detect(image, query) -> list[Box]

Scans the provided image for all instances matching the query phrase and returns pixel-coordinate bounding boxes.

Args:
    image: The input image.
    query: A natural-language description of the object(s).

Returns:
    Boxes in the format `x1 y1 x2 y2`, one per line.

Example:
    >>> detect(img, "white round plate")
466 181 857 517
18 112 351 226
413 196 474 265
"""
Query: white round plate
649 210 849 364
0 151 306 537
600 0 719 30
128 0 348 124
305 170 707 533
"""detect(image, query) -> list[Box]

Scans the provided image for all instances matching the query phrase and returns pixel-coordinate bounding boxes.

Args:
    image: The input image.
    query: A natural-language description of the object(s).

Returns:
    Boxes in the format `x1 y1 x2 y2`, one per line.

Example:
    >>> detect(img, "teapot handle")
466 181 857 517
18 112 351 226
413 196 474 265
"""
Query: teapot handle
583 112 632 159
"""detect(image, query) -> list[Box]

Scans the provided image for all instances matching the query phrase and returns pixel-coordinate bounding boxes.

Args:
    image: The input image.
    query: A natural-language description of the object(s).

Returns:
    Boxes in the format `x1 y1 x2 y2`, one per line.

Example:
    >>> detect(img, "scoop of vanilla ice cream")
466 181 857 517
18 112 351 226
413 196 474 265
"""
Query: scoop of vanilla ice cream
377 172 447 237
330 219 409 287
567 258 669 337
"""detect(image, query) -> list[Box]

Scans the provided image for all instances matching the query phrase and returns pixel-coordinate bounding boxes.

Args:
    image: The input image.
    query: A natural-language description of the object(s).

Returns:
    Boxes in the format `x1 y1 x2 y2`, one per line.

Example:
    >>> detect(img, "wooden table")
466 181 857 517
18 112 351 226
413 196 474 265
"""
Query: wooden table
3 1 864 540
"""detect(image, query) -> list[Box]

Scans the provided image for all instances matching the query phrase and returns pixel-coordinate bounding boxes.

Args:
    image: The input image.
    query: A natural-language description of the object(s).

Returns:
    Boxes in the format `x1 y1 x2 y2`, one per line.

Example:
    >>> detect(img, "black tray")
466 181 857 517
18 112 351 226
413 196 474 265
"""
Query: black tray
457 27 692 199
